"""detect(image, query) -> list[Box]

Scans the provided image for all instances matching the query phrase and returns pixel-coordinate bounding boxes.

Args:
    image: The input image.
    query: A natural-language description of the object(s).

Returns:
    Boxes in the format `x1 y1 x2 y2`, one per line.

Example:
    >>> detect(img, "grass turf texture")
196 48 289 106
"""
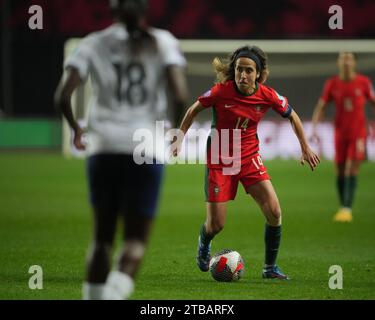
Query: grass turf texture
0 152 374 300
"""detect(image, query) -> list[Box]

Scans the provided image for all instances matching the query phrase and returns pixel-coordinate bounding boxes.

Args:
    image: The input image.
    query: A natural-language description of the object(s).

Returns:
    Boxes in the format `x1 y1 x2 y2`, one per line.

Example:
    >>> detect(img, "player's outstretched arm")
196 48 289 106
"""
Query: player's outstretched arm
54 68 85 150
289 110 320 171
179 101 205 135
171 100 205 157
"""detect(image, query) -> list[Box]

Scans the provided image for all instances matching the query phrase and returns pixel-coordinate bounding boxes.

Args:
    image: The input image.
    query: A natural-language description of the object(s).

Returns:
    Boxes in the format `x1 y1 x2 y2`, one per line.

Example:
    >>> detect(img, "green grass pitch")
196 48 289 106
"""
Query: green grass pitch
0 152 374 299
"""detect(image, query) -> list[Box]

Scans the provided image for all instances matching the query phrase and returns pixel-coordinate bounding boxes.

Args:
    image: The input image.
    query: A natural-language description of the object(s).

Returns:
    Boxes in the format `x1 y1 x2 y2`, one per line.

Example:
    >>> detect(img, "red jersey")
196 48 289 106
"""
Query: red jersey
198 80 292 168
320 74 375 137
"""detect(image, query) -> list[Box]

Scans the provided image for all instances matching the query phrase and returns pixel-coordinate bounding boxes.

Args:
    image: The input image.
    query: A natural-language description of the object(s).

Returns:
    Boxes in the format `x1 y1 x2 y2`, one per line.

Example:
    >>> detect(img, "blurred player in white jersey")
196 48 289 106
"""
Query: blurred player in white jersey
55 0 188 299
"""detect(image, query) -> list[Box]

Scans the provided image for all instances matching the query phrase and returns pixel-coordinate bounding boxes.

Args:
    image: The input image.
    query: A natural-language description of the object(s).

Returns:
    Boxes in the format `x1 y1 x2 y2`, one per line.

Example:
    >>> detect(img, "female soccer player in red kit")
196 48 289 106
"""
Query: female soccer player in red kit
172 45 320 279
312 52 375 222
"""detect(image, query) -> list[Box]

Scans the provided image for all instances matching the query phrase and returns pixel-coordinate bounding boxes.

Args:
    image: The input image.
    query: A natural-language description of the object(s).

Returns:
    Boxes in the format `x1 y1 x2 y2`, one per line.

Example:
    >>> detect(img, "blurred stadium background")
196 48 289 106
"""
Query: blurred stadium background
1 0 375 155
1 0 375 299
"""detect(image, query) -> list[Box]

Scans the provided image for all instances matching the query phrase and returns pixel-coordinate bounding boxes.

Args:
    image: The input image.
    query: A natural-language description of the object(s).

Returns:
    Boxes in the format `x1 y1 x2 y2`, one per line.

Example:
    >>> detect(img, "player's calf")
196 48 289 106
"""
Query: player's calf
83 241 112 300
86 241 112 283
117 240 146 278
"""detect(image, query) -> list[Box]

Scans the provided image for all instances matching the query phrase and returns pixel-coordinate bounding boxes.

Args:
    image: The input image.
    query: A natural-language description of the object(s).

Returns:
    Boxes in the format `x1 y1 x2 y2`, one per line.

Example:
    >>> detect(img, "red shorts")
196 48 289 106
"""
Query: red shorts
205 153 270 202
335 134 366 164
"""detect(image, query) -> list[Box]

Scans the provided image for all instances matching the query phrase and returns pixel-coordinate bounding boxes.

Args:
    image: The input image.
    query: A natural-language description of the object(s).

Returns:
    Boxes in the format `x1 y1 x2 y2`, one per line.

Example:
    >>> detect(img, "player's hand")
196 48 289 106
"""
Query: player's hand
170 135 181 157
73 126 86 150
169 129 184 158
300 146 320 171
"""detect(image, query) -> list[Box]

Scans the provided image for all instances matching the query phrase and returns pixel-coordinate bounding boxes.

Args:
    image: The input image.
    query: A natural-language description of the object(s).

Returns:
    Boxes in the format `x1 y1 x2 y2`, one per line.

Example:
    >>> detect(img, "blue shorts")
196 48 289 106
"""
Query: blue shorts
87 154 164 218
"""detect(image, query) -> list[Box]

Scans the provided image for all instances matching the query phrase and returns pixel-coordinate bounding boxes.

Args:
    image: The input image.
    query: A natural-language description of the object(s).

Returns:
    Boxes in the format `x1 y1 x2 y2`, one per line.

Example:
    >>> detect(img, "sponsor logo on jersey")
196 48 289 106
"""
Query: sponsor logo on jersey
224 104 236 108
214 186 220 194
355 88 362 96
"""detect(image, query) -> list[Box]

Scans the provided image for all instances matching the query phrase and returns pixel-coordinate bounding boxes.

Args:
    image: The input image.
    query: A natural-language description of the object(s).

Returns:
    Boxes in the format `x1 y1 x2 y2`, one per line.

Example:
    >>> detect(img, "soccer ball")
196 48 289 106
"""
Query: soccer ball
209 249 245 282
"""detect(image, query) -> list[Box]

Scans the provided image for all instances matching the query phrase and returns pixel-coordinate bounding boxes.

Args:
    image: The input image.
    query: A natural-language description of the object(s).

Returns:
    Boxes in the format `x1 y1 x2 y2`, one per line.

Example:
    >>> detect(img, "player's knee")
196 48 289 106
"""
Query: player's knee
264 203 282 226
273 206 282 220
272 206 282 224
266 215 281 226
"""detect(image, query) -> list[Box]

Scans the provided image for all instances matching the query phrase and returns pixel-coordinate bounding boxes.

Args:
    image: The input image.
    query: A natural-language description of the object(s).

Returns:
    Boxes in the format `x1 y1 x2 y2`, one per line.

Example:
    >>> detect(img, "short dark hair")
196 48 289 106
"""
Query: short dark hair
110 0 155 53
110 0 148 17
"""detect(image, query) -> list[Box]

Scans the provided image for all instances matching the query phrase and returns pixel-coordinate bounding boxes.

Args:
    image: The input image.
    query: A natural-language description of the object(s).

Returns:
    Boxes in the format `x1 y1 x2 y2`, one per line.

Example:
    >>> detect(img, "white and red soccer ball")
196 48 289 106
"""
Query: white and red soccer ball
209 249 245 282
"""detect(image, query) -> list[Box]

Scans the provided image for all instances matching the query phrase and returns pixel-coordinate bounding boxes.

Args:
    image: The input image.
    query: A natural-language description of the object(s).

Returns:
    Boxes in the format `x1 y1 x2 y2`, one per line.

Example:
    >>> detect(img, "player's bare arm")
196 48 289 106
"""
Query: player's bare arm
171 100 205 157
54 67 85 150
179 101 205 134
289 110 320 170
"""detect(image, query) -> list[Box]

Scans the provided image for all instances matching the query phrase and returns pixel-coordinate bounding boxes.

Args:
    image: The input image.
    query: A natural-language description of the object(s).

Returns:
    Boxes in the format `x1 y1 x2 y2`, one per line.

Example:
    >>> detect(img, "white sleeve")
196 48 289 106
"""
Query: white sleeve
157 31 186 68
64 37 94 81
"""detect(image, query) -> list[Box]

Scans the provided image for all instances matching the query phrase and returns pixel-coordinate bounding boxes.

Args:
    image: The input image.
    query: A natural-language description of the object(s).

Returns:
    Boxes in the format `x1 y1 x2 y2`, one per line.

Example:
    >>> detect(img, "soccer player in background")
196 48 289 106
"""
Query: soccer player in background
54 0 188 299
312 52 375 222
172 45 320 279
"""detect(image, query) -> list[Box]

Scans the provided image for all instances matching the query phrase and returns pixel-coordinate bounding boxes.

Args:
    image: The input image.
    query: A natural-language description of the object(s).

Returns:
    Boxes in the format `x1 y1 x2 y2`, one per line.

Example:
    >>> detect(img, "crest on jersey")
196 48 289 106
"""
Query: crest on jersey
275 91 287 107
214 186 220 194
